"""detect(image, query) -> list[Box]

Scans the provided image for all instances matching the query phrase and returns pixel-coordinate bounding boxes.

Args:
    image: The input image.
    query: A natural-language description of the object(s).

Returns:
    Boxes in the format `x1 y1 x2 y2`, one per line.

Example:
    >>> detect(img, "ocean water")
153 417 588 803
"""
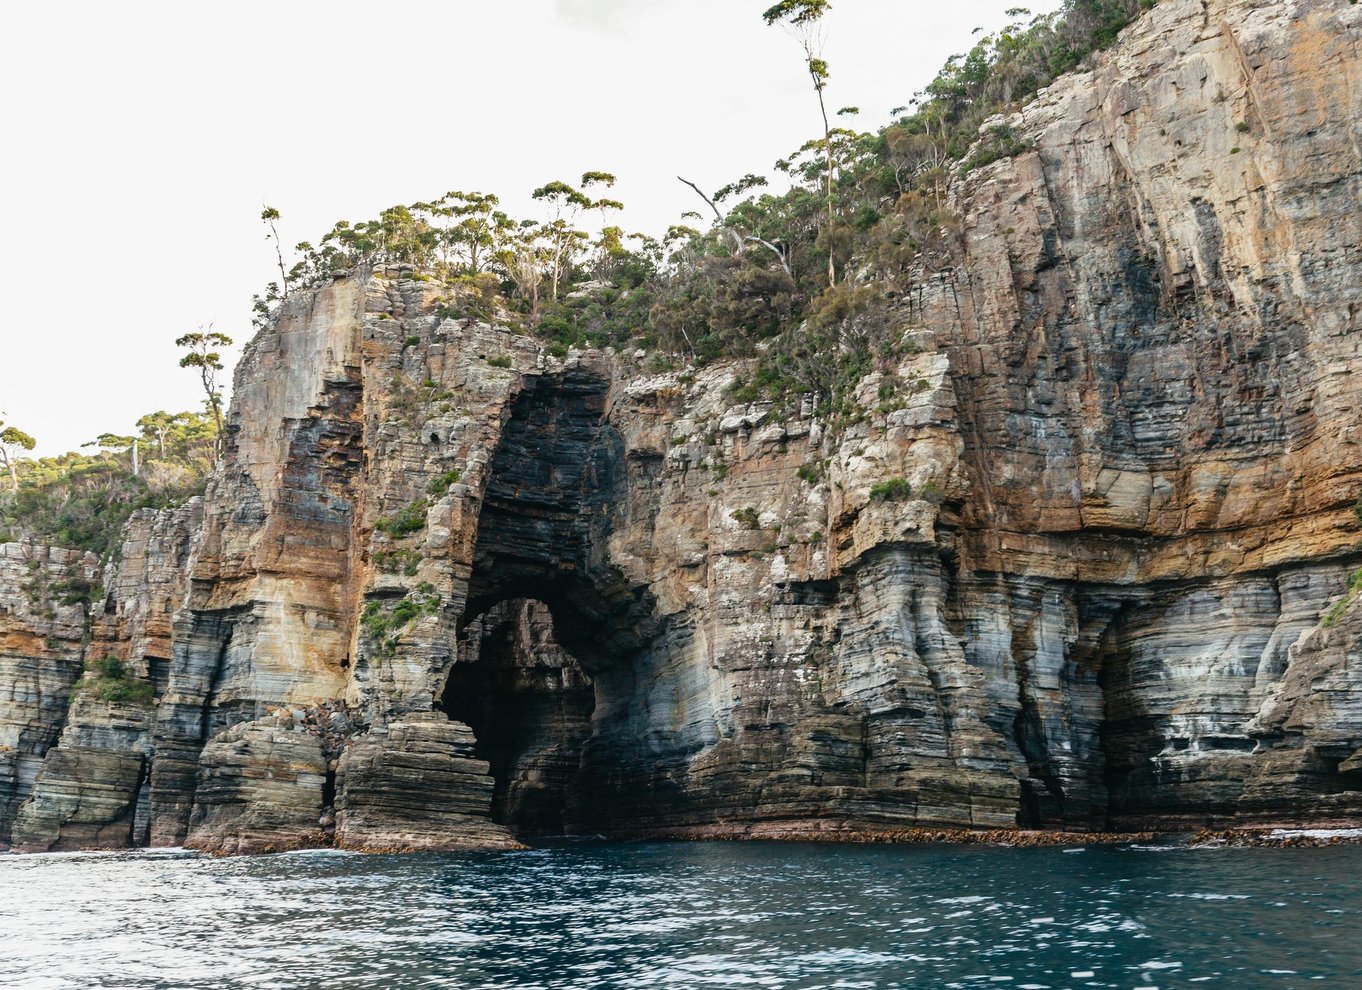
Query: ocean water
1 840 1360 989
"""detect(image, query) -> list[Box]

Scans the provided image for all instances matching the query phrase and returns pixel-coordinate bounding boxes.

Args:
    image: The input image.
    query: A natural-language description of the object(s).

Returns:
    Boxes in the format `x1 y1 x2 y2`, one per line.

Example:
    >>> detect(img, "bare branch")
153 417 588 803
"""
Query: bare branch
676 176 723 224
744 236 792 276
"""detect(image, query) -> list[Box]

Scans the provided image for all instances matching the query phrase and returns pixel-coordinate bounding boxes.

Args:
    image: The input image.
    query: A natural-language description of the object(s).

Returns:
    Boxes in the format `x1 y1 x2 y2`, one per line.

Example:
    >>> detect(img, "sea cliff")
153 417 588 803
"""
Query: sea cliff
2 0 1360 853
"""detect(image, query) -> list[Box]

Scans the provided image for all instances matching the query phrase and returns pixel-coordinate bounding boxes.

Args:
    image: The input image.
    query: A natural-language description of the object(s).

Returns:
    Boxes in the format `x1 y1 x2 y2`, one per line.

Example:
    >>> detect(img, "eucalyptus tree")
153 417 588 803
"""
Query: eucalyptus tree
0 417 36 492
261 206 291 298
497 219 548 325
763 0 837 283
126 410 218 468
86 432 140 476
531 179 593 302
175 328 234 460
580 171 625 277
440 191 510 275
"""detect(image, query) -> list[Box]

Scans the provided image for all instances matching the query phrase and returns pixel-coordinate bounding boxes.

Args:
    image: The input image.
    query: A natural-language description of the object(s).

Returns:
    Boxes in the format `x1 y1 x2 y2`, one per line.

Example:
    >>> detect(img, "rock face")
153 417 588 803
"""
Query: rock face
0 543 100 846
1 0 1360 852
334 714 522 852
4 505 199 851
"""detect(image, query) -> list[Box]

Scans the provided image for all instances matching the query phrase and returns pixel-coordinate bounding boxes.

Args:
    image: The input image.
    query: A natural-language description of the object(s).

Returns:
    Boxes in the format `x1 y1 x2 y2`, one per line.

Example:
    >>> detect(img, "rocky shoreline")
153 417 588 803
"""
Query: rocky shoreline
607 823 1155 847
12 819 1362 855
1192 825 1362 848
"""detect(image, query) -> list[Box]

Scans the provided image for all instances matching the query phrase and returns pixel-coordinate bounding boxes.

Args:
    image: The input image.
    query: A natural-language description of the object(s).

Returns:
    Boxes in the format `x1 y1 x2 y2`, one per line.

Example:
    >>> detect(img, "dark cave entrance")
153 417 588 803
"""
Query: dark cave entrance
441 365 657 838
441 600 596 835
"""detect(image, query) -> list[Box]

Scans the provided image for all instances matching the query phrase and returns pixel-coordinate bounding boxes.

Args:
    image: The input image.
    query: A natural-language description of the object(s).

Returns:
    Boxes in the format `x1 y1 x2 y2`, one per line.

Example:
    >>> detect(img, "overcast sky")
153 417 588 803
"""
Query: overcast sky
1 0 1060 457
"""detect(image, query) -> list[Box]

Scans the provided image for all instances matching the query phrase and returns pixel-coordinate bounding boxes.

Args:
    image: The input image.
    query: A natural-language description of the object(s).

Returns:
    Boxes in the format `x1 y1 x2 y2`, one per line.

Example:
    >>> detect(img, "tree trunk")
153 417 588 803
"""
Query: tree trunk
269 218 290 298
811 64 836 285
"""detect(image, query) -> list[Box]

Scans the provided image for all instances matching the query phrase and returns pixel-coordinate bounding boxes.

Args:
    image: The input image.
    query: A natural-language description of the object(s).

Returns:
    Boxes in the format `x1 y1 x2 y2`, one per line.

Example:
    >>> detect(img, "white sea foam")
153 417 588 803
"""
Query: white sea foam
1168 893 1249 900
1268 828 1362 840
4 846 198 861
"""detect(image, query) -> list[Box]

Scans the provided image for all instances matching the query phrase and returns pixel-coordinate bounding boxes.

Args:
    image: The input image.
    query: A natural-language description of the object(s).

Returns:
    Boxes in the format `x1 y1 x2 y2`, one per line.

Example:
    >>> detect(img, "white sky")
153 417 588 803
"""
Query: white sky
1 0 1060 457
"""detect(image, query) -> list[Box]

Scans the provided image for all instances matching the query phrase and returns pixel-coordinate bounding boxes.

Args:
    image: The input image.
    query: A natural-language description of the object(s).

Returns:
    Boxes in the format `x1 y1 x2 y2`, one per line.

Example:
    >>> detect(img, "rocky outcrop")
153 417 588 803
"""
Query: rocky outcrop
1240 585 1362 815
4 505 199 851
0 543 100 847
0 0 1359 853
10 693 154 852
183 716 329 855
333 714 521 851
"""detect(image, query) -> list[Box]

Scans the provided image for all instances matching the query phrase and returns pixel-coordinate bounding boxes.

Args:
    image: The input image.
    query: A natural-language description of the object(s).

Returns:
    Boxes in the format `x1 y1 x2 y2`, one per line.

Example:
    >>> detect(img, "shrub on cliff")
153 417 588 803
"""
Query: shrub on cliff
869 478 913 502
360 584 441 656
1321 568 1362 629
375 499 429 539
78 656 155 705
732 506 762 530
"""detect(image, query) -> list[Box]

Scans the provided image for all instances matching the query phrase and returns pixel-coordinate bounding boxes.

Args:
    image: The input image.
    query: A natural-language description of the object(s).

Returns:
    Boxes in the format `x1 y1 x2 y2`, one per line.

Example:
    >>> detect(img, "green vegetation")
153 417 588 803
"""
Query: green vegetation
175 329 233 461
375 499 429 538
78 656 155 705
51 574 101 606
426 470 463 496
1321 568 1362 629
361 583 441 655
0 410 217 558
374 548 422 576
732 506 762 529
0 417 37 492
869 478 913 502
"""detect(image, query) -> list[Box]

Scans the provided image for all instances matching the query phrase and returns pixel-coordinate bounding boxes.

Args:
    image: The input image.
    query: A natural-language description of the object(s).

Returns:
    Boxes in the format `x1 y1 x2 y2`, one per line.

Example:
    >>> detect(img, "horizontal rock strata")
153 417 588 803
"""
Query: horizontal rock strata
334 714 521 851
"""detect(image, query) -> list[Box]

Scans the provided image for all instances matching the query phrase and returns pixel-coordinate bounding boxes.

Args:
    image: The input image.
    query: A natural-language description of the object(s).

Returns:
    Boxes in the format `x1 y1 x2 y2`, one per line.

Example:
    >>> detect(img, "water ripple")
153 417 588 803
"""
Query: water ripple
1 842 1360 988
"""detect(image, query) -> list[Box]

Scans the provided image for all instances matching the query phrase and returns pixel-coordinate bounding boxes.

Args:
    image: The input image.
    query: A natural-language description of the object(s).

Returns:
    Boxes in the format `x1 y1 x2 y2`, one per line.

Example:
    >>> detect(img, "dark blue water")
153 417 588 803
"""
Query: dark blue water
1 841 1359 989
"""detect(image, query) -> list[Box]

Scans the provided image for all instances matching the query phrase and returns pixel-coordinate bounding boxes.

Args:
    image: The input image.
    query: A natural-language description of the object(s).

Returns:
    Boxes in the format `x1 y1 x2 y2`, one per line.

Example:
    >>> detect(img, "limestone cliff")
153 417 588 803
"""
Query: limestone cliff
2 0 1360 852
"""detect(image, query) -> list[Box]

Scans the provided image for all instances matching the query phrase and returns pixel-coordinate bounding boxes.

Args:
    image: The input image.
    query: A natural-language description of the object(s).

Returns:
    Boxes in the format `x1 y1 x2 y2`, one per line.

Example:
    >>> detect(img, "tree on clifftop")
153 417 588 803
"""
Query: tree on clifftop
175 328 233 461
261 206 291 299
0 417 37 492
763 0 837 284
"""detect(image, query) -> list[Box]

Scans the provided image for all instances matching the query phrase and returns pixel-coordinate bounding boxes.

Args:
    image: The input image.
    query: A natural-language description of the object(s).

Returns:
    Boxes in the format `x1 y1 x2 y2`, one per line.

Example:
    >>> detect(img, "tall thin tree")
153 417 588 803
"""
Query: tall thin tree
763 0 837 284
0 416 36 492
175 328 234 461
261 206 290 298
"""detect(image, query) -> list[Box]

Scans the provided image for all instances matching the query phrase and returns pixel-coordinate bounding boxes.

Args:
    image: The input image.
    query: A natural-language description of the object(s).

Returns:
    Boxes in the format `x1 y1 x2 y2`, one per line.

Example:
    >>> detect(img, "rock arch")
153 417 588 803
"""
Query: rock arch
440 365 659 838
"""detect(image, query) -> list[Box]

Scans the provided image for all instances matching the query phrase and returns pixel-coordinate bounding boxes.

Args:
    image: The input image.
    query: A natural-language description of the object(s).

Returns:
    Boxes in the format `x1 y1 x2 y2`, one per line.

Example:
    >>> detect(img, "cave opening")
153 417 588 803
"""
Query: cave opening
440 600 595 836
441 365 658 839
